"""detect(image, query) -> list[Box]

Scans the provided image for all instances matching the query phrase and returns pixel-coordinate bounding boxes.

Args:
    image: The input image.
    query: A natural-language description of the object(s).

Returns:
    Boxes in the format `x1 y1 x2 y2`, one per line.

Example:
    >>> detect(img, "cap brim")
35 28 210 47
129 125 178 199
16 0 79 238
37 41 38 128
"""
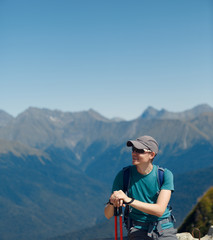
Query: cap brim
126 140 148 150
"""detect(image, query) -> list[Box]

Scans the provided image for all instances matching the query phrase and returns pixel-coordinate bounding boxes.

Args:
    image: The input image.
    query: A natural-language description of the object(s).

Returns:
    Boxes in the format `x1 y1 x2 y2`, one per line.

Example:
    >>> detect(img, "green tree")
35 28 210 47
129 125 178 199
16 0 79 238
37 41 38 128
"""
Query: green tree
178 187 213 237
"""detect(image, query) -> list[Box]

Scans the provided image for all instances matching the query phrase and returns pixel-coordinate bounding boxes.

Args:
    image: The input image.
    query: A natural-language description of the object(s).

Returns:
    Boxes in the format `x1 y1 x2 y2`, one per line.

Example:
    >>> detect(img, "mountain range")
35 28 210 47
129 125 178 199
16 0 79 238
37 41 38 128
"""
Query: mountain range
0 104 213 240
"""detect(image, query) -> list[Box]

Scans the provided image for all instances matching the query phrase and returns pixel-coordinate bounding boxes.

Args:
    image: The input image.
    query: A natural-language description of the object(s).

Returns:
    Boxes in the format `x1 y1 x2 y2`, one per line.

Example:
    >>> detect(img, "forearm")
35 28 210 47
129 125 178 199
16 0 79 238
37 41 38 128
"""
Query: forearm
104 203 114 219
129 199 165 217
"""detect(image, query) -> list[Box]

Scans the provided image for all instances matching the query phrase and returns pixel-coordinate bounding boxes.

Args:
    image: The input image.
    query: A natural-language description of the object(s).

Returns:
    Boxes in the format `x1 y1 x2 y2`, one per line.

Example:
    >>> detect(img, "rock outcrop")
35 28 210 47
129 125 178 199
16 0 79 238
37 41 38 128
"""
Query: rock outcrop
177 226 213 240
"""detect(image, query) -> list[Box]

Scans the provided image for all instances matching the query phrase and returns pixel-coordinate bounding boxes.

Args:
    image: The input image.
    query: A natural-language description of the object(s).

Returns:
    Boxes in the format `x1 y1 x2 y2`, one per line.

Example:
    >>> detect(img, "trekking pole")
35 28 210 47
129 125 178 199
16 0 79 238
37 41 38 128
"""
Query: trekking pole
114 207 123 240
114 207 118 240
119 206 123 240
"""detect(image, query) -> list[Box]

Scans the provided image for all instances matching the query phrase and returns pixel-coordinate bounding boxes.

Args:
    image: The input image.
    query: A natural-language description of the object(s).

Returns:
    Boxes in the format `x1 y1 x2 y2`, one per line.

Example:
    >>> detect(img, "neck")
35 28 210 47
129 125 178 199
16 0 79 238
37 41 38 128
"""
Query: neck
136 163 153 175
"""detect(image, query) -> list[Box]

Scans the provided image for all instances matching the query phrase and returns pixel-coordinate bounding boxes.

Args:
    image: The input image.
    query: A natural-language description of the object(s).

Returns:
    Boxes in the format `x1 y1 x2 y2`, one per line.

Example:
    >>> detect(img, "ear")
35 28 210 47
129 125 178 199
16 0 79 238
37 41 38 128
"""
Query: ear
150 152 156 160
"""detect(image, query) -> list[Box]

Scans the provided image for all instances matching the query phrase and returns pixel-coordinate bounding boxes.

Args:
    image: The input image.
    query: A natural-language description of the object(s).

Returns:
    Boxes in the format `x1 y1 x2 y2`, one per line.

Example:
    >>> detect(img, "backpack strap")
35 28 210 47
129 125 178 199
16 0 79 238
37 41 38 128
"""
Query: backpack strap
122 166 131 230
123 166 131 194
157 166 165 191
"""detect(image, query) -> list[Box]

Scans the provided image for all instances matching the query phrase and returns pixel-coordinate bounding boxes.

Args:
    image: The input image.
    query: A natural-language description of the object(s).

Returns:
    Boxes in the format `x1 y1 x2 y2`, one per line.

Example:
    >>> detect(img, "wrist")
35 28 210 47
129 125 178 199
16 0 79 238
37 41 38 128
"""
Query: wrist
124 197 135 205
106 199 113 205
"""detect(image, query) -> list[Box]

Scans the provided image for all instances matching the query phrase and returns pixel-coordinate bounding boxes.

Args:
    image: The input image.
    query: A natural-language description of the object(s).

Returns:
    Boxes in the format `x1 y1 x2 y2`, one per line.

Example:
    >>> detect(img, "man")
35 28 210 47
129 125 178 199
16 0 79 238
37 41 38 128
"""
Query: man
104 135 177 240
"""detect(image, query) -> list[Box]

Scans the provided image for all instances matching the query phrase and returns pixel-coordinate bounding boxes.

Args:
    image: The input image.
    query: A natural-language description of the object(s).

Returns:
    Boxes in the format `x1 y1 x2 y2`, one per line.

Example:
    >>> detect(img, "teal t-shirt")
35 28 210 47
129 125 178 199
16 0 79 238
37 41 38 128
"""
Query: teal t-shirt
112 164 174 229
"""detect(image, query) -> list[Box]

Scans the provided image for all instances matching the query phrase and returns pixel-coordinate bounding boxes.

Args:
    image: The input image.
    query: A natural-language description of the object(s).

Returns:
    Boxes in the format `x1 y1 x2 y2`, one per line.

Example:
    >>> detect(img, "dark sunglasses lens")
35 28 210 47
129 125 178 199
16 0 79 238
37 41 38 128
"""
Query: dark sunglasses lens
138 149 145 154
132 147 136 152
132 147 144 154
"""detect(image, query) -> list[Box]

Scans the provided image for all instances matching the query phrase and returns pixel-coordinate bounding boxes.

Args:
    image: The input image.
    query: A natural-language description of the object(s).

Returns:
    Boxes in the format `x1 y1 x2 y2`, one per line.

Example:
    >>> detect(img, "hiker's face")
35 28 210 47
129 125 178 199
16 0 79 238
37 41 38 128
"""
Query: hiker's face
131 149 154 165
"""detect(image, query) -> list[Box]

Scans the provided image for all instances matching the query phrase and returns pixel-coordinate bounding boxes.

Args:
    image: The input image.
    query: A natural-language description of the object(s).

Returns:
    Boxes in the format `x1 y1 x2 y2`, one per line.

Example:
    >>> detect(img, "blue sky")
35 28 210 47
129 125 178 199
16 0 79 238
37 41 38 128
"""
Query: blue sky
1 0 212 120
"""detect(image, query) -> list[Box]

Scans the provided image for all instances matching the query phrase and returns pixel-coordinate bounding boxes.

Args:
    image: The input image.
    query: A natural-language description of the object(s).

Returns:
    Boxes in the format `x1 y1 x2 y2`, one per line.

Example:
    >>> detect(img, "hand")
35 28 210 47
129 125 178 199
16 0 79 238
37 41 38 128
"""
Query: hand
110 190 132 207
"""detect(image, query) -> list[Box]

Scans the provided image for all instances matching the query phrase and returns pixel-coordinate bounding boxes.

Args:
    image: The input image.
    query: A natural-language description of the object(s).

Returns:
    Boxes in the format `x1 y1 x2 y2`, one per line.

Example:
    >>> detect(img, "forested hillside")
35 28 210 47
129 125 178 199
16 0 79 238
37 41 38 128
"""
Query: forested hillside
178 187 213 237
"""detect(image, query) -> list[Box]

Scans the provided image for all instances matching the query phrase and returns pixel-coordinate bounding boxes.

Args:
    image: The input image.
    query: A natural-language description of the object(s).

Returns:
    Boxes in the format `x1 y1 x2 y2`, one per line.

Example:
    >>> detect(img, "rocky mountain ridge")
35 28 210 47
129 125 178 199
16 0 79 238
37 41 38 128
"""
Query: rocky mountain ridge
0 104 213 155
140 104 213 120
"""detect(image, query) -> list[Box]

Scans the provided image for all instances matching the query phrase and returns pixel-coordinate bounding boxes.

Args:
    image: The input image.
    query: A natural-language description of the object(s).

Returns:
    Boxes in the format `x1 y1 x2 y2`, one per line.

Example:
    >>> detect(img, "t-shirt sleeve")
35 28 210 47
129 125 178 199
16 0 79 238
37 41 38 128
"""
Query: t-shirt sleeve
111 170 123 193
161 168 174 192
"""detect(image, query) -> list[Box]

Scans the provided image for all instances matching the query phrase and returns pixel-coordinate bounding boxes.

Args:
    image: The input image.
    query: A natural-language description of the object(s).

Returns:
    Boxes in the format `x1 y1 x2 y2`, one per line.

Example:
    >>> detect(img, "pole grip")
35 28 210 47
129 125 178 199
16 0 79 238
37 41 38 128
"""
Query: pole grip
119 206 122 216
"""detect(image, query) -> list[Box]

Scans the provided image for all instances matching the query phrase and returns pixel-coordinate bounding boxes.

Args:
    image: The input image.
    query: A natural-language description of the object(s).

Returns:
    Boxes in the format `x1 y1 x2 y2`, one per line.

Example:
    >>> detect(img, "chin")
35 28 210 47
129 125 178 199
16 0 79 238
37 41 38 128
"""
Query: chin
132 161 138 165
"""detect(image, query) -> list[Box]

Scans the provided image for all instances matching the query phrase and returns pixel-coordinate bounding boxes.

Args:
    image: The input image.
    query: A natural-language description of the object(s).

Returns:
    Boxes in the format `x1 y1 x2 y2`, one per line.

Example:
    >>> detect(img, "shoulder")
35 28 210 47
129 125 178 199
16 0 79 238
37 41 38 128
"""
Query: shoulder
115 165 134 178
155 165 173 177
159 167 174 191
114 169 123 181
112 166 129 192
164 168 174 179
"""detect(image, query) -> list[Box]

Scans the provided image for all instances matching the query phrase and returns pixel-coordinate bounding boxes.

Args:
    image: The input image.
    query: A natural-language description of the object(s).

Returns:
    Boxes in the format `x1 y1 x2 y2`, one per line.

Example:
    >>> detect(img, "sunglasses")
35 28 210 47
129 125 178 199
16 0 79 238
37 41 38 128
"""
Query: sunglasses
132 147 152 154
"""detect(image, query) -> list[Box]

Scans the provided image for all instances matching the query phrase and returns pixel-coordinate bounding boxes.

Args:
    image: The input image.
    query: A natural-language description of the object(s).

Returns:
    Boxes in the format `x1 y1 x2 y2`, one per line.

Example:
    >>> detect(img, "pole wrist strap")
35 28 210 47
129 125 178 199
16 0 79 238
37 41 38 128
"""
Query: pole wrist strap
124 198 135 205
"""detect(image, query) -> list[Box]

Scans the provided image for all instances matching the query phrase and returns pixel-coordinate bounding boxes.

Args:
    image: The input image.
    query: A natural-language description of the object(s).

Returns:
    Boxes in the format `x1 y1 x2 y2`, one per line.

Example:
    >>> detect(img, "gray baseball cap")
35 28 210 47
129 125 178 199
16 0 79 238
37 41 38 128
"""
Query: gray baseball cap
127 135 159 155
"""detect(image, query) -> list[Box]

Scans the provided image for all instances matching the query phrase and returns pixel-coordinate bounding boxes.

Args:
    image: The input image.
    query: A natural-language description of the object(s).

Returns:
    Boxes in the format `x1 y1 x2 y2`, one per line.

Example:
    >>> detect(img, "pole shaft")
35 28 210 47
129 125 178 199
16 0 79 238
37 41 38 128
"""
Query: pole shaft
114 215 118 240
119 215 123 240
